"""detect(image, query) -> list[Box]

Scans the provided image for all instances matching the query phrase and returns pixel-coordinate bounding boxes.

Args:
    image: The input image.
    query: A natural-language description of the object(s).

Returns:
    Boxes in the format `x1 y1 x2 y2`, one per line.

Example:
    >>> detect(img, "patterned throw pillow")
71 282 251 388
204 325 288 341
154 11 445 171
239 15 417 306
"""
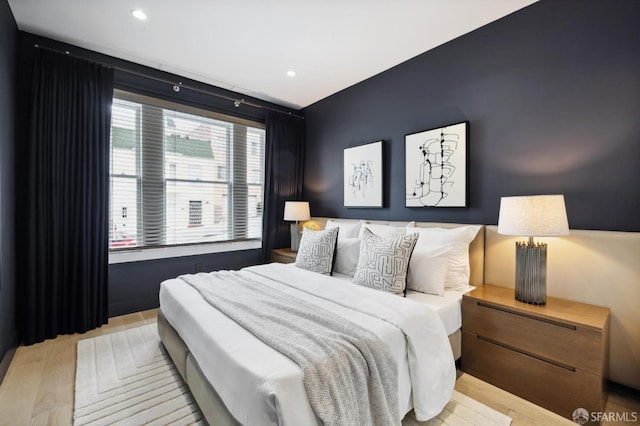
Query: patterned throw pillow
294 227 339 275
352 228 418 295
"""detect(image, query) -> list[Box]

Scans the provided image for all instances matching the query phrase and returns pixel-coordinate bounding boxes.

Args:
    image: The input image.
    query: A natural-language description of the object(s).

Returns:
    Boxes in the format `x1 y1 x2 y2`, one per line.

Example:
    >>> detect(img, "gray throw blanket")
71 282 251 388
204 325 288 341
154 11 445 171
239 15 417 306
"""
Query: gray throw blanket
180 270 399 426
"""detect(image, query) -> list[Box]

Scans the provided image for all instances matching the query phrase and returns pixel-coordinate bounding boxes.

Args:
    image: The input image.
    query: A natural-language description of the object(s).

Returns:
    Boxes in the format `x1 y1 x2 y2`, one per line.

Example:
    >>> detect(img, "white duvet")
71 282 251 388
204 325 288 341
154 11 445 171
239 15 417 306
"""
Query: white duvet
159 263 455 425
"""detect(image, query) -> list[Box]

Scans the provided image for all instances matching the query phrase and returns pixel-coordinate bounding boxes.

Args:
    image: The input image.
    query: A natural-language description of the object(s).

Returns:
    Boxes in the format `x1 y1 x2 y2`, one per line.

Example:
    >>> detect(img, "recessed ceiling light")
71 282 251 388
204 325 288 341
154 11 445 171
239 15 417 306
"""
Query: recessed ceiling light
286 70 297 77
132 9 147 20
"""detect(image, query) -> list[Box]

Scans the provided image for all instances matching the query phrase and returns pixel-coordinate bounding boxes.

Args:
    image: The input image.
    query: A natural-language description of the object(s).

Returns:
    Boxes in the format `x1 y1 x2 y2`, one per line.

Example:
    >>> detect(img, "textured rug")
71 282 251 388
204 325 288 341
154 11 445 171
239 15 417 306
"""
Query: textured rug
75 324 511 426
74 324 204 425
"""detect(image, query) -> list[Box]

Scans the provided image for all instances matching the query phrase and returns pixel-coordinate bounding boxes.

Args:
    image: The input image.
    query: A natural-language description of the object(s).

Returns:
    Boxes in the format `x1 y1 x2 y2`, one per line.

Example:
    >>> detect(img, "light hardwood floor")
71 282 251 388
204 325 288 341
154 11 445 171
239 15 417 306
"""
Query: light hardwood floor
0 309 637 426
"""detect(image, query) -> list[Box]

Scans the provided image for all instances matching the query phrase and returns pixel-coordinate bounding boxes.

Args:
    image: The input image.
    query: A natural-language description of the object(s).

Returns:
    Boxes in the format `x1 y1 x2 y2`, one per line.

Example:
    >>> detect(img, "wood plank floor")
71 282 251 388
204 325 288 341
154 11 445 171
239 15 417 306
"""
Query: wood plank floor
0 309 637 425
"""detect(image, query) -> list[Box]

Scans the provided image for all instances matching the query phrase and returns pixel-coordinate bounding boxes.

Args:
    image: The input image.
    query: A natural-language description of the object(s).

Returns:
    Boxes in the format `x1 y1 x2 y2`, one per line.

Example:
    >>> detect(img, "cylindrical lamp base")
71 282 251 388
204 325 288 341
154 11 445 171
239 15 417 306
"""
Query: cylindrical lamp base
290 223 301 252
515 241 547 305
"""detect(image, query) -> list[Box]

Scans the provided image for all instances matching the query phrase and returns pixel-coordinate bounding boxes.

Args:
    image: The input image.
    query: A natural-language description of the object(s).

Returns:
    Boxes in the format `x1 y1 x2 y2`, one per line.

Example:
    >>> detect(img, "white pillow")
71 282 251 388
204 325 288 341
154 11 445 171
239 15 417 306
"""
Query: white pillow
406 244 452 296
295 227 339 275
333 237 361 276
353 228 418 295
407 225 481 291
359 222 411 239
325 219 362 238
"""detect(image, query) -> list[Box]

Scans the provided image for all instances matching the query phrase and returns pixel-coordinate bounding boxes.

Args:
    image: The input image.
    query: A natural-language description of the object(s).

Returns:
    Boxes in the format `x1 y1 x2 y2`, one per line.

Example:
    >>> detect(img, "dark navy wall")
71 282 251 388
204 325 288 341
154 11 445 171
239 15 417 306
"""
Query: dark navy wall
303 0 640 232
15 33 283 318
0 0 17 381
109 250 261 316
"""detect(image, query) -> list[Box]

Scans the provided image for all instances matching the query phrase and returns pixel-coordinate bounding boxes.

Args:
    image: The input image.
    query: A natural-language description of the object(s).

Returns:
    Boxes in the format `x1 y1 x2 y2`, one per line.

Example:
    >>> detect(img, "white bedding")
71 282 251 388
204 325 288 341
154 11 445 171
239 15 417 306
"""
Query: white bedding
406 288 473 336
159 263 455 425
333 270 471 336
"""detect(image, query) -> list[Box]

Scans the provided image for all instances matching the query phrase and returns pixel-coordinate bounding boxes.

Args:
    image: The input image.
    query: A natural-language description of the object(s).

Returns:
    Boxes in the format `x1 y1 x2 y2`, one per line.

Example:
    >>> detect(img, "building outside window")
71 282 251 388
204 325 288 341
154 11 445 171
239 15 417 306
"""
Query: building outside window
217 165 227 180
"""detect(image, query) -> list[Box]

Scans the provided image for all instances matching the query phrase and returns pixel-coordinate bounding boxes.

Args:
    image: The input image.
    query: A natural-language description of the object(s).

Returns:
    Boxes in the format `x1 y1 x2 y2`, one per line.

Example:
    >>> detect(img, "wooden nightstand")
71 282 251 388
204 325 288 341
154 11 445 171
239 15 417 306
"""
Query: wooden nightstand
270 248 297 264
461 285 609 422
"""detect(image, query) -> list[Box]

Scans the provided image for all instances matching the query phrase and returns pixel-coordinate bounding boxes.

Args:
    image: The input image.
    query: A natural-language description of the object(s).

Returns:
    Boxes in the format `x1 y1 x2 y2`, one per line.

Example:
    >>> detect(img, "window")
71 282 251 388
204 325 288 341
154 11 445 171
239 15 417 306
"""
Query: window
189 200 203 226
217 165 227 180
109 90 265 252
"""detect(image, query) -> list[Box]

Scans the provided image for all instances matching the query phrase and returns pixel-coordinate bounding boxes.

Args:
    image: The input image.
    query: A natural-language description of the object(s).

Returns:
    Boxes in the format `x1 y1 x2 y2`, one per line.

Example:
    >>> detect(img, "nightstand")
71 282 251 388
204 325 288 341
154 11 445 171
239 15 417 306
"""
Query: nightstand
461 285 609 422
270 248 297 264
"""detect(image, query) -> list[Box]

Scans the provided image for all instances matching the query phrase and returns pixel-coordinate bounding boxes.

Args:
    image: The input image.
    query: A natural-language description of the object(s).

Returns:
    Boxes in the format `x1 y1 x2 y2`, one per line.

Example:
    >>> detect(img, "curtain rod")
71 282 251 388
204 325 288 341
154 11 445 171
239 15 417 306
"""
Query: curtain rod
34 44 304 120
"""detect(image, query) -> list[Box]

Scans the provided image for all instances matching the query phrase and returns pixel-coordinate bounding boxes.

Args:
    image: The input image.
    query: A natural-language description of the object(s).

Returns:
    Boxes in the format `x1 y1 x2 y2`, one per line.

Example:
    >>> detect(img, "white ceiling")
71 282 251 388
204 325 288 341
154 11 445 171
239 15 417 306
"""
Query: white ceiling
9 0 536 110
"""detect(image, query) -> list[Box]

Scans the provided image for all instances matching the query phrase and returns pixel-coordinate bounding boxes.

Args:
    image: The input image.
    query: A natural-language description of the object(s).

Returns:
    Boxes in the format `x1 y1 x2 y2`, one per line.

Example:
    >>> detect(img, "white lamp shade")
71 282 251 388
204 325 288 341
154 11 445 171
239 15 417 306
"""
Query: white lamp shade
284 201 311 221
498 195 569 237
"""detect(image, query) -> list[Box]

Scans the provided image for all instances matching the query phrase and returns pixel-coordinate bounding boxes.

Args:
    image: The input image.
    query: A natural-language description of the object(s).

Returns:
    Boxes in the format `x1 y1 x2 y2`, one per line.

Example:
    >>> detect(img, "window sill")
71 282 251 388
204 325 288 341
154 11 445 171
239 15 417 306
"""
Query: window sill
108 240 262 264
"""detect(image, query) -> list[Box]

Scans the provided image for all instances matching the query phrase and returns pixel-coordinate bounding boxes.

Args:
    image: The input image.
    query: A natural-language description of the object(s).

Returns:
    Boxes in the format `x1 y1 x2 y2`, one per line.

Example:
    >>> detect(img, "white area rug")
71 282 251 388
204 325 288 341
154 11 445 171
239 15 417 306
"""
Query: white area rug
74 324 204 425
75 324 511 426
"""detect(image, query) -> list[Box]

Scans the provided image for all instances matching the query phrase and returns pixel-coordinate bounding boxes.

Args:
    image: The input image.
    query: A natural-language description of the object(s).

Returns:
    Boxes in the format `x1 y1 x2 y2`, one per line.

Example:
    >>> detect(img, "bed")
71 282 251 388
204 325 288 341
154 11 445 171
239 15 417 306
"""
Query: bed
158 219 485 425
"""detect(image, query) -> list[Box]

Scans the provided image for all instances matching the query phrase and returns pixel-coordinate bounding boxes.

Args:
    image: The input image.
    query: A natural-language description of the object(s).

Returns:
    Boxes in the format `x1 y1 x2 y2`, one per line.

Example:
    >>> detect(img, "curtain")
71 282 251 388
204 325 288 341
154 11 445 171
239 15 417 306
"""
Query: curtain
22 49 114 344
262 112 305 262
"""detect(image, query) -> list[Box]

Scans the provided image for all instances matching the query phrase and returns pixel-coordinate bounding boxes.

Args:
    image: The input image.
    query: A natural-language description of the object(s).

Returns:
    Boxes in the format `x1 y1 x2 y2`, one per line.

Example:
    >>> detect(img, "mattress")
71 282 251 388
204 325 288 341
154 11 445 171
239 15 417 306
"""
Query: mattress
406 288 472 335
159 263 455 426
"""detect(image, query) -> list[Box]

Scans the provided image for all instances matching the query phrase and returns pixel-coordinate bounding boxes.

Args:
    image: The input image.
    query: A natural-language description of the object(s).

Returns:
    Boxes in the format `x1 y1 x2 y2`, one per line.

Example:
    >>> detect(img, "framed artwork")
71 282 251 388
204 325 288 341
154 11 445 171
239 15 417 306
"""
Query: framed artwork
344 141 383 207
405 121 468 207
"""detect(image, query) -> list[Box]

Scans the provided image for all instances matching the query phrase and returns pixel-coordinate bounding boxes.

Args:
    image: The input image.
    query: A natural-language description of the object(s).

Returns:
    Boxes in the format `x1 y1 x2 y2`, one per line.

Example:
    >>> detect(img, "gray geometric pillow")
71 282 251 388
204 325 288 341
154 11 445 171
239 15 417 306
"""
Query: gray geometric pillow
352 228 418 295
295 227 339 275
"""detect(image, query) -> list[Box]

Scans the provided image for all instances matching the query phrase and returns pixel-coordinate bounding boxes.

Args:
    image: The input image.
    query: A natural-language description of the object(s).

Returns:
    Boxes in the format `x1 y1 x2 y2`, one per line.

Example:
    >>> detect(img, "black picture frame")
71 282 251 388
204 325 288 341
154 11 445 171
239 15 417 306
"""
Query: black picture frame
405 121 469 207
343 141 384 208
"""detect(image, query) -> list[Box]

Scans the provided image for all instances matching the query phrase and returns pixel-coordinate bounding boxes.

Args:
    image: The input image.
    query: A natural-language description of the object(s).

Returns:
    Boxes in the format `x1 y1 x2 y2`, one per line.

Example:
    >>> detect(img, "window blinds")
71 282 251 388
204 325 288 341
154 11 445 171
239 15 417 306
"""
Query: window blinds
109 90 265 251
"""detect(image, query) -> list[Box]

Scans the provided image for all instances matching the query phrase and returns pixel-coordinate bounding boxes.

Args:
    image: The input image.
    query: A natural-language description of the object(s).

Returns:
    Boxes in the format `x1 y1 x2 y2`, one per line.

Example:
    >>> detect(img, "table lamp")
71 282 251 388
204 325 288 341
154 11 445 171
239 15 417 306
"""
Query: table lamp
497 195 569 305
284 201 310 252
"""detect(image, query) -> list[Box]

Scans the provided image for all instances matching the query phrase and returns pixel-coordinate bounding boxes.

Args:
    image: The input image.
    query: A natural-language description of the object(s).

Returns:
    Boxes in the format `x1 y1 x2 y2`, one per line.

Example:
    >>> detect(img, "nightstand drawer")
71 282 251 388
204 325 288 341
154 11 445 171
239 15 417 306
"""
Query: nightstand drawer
462 331 606 418
462 297 605 375
461 285 609 423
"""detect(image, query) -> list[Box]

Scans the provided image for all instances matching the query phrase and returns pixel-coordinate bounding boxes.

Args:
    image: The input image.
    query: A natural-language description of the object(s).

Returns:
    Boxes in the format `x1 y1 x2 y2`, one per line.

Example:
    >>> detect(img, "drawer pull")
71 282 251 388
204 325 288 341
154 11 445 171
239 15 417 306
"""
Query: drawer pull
477 301 577 330
477 334 576 372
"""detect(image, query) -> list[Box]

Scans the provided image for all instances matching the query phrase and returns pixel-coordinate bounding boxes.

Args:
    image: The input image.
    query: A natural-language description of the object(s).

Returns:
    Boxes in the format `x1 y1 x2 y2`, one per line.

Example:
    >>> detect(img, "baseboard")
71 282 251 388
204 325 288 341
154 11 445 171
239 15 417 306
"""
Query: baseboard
0 345 17 385
609 379 640 397
108 296 159 318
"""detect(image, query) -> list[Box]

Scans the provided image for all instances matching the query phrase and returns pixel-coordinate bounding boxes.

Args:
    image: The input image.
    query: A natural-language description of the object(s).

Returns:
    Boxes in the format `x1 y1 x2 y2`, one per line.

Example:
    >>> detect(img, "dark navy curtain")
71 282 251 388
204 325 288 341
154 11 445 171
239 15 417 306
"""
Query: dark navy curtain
22 49 114 344
262 112 305 262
